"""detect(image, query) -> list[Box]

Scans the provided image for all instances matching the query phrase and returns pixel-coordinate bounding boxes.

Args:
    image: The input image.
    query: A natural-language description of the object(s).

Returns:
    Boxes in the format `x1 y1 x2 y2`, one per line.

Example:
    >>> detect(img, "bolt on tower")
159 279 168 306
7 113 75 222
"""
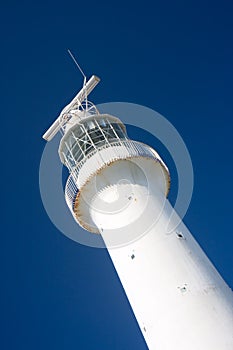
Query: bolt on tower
43 75 233 350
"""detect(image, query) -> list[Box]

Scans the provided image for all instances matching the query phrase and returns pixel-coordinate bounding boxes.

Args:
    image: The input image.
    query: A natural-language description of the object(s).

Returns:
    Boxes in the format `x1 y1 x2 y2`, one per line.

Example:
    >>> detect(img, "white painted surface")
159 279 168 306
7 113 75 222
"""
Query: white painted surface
68 144 169 234
89 160 233 350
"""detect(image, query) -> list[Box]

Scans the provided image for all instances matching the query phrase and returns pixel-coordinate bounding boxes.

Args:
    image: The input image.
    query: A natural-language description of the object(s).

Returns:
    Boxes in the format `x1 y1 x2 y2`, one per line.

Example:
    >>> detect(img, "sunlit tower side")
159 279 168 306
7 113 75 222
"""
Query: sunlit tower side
42 75 233 350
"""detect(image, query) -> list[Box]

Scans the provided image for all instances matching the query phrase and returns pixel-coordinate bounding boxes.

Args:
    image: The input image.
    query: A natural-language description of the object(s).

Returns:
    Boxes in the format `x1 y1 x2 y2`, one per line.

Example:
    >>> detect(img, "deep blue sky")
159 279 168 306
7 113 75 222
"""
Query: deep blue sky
1 1 233 349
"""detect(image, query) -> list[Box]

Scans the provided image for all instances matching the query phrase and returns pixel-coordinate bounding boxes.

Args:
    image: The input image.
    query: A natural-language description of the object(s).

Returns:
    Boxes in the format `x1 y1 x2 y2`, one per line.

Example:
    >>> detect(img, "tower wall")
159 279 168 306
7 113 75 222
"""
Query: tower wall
89 160 233 350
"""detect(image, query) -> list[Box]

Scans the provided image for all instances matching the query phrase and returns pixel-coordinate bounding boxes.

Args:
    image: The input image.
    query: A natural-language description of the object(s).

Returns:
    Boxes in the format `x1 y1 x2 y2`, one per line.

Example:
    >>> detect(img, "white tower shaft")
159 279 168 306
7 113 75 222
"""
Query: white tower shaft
89 159 233 350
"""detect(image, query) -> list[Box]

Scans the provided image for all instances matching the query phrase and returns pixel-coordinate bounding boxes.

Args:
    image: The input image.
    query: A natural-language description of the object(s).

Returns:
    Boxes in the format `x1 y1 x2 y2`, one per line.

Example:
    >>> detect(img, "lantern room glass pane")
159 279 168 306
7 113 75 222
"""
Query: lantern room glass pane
61 117 127 170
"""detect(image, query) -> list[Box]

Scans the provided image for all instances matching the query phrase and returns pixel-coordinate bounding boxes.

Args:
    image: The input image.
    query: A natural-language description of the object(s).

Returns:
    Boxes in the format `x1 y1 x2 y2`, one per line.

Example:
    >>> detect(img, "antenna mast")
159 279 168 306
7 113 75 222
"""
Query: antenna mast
42 75 100 141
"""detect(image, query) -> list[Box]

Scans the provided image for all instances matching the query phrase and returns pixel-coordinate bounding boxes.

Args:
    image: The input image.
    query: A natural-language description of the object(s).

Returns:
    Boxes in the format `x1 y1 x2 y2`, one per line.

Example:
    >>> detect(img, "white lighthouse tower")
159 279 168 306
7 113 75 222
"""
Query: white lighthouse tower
43 75 233 350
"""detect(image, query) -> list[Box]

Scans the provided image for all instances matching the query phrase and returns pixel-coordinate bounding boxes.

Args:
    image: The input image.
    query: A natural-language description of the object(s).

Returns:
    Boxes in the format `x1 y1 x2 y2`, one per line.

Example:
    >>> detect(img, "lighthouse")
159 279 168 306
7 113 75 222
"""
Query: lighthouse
42 75 233 349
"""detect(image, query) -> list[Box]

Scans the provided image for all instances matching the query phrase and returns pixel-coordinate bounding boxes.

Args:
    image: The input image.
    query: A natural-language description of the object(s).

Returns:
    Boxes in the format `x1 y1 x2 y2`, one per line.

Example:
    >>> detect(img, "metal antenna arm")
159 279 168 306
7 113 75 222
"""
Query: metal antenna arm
42 75 100 141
